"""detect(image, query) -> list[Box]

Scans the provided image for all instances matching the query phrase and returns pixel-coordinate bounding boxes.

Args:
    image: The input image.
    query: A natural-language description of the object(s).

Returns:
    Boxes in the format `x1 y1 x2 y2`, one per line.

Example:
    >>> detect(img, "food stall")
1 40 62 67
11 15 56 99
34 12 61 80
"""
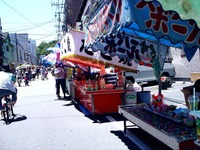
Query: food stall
74 84 124 115
60 29 139 115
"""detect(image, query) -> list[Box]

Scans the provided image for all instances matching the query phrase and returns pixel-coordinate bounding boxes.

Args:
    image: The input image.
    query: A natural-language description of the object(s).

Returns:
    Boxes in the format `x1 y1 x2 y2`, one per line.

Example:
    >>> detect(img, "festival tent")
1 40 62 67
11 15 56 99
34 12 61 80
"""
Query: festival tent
85 0 200 65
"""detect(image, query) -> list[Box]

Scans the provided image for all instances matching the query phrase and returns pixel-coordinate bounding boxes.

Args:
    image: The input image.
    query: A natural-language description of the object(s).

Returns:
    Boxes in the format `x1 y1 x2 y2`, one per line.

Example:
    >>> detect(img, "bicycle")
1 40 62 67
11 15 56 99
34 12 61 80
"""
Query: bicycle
1 95 15 125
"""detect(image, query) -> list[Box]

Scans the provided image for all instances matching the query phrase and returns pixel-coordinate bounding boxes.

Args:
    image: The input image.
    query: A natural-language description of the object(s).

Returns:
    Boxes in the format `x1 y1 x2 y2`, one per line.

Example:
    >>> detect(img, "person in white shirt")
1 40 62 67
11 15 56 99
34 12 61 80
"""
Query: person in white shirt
16 69 23 86
0 67 17 110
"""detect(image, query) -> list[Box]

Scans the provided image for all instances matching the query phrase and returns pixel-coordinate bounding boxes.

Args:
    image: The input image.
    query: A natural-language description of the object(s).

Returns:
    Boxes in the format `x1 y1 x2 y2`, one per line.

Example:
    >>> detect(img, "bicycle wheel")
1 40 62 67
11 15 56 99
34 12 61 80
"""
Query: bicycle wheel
3 99 13 125
1 105 9 125
10 103 15 116
1 111 8 124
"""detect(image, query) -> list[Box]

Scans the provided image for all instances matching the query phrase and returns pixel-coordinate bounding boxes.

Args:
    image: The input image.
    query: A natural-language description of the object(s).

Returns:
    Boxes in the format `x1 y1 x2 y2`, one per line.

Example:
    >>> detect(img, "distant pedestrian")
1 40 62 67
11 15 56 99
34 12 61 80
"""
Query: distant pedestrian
40 66 46 80
27 68 32 81
24 73 29 86
36 67 40 79
16 69 23 87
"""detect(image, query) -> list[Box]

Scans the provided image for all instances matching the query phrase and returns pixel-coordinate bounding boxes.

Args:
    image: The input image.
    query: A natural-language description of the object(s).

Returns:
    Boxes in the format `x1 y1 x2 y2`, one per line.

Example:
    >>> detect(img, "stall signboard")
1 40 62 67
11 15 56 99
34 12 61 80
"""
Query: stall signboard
91 32 168 68
60 29 138 72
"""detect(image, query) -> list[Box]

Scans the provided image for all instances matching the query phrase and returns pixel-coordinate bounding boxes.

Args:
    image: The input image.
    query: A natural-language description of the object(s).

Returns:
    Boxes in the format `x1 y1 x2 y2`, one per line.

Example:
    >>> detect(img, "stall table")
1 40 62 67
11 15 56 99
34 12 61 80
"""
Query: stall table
74 84 124 115
119 105 197 150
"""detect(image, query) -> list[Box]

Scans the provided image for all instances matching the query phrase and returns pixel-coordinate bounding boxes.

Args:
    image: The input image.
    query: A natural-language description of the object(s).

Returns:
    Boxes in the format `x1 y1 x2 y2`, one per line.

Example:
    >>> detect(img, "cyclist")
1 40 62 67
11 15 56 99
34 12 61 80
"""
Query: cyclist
0 67 17 111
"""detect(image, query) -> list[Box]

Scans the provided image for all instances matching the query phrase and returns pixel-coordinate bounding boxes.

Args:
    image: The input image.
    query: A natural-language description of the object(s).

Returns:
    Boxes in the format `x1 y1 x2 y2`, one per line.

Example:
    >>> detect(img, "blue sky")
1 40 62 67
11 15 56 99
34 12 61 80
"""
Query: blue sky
0 0 63 45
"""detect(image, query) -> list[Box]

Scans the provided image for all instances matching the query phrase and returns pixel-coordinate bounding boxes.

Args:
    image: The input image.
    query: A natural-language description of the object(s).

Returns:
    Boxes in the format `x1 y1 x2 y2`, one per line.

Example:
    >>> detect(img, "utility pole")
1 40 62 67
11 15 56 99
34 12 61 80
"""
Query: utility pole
0 18 3 66
51 0 65 41
15 33 19 63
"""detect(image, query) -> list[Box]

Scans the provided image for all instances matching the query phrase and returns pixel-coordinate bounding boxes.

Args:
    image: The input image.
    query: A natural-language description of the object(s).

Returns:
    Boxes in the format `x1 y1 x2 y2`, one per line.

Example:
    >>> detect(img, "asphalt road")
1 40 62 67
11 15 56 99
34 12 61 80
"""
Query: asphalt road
0 76 193 150
0 75 141 150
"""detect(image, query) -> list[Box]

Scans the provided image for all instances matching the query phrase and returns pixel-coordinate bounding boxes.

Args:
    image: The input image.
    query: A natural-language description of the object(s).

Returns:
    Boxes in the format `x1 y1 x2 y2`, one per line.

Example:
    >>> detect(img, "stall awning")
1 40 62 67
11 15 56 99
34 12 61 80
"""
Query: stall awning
84 0 200 68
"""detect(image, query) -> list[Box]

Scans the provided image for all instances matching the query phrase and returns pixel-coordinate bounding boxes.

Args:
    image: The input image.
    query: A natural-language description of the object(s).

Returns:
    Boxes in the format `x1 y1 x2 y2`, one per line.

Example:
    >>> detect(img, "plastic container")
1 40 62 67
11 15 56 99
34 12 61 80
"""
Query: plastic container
188 95 199 111
137 91 151 104
125 90 137 105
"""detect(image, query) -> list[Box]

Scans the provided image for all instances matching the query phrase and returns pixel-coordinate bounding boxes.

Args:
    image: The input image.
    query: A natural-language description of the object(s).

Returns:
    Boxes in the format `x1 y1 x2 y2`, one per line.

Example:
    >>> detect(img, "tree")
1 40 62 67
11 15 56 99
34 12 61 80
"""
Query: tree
36 40 57 56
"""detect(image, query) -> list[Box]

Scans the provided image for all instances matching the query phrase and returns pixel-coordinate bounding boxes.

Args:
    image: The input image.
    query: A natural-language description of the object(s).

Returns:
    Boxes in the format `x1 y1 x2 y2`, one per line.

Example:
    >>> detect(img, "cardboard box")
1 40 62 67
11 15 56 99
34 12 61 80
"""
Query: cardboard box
191 72 200 83
181 85 193 107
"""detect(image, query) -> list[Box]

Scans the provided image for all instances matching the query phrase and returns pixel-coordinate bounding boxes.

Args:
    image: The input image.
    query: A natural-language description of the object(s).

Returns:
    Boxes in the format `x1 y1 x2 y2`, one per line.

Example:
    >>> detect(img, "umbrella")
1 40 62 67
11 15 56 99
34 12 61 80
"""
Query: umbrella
16 66 22 70
16 64 31 69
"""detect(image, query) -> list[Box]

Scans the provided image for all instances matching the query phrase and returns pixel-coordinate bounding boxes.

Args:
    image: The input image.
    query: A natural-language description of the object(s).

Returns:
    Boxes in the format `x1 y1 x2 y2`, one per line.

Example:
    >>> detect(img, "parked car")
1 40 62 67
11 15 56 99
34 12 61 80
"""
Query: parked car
125 63 176 86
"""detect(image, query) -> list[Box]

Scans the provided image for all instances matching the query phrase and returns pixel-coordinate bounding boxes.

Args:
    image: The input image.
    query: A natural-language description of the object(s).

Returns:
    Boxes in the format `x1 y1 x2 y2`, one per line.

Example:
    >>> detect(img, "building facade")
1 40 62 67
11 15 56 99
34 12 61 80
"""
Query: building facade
9 33 37 67
2 32 15 70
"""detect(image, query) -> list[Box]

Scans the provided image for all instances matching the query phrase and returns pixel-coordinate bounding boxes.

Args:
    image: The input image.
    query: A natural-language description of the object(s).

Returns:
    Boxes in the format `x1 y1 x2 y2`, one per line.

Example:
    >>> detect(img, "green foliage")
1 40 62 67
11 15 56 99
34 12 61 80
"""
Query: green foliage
36 40 57 56
182 0 192 14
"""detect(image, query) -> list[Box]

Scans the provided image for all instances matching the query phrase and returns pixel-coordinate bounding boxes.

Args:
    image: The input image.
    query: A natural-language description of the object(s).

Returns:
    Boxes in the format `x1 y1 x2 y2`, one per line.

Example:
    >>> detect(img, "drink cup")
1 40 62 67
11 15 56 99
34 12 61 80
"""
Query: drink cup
188 95 199 111
196 118 200 141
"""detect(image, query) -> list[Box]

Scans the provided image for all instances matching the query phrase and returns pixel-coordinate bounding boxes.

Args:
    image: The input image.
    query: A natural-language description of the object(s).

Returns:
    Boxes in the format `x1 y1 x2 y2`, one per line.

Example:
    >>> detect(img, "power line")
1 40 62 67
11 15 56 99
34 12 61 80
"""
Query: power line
3 19 55 32
1 0 56 35
1 0 38 26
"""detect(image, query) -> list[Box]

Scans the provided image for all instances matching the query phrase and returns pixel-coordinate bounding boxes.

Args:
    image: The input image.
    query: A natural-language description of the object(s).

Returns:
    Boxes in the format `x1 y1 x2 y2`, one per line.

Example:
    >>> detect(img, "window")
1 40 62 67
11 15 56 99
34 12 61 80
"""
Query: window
6 46 9 52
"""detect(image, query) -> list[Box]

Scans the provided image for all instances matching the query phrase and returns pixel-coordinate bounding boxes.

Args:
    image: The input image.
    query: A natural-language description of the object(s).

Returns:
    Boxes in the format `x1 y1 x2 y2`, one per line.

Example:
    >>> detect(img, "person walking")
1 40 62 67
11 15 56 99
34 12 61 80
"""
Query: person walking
36 67 40 79
16 69 23 87
40 66 46 80
27 67 32 81
54 63 67 99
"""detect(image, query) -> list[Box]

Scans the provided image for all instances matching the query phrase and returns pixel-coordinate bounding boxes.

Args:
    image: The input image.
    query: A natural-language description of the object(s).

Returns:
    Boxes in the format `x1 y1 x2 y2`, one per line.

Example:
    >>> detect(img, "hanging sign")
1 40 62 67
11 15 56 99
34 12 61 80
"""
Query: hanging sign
60 29 138 72
91 32 168 68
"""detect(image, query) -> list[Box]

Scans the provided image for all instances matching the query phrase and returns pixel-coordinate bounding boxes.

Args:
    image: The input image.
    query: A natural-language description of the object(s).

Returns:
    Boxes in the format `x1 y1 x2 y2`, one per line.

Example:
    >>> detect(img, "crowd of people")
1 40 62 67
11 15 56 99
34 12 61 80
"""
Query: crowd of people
0 62 71 112
14 66 50 87
0 65 52 111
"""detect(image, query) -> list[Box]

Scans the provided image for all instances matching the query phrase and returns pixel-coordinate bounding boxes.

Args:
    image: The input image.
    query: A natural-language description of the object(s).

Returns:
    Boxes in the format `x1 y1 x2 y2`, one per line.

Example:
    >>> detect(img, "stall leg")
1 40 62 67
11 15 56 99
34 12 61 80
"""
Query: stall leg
91 95 95 115
123 115 127 134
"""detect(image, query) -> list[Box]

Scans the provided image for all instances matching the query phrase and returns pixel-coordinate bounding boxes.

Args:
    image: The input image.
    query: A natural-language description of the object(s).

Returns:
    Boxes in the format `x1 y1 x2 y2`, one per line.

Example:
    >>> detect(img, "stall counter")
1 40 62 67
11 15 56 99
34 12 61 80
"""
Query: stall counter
74 84 124 115
119 104 197 150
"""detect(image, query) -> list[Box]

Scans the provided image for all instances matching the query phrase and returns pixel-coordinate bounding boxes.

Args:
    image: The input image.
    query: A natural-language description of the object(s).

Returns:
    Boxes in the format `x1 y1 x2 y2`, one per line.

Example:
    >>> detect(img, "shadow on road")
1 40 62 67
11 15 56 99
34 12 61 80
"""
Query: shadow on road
1 114 27 125
110 130 141 150
12 114 27 123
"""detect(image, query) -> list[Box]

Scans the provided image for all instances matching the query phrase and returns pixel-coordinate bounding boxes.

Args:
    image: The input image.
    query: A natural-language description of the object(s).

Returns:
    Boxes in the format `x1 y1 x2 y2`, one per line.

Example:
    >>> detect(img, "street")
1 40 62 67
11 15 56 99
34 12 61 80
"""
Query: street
0 75 140 150
0 75 194 150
